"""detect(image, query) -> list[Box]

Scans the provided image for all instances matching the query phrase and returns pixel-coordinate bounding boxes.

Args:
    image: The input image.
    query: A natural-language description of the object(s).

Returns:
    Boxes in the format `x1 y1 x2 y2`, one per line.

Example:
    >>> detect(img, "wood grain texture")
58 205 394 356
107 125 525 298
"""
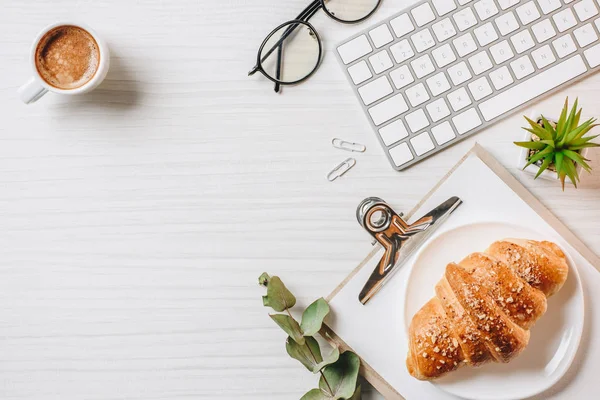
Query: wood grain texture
1 1 599 399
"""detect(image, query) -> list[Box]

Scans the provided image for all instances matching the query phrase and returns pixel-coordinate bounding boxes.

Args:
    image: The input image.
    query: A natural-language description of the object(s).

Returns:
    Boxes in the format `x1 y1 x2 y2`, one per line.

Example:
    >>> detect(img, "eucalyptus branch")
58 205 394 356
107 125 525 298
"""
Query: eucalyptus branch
259 272 361 400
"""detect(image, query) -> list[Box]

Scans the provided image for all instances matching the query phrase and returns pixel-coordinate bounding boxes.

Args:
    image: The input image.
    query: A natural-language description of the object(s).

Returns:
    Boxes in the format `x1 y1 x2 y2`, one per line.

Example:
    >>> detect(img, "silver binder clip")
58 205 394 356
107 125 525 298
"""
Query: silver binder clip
327 158 356 181
332 138 366 152
356 196 463 304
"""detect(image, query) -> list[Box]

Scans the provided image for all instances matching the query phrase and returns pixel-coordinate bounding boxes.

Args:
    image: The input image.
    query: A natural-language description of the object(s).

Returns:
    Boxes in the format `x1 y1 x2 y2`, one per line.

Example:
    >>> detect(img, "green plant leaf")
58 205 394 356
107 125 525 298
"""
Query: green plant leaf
555 151 564 179
539 139 556 147
564 97 578 134
319 352 360 400
523 117 552 140
564 119 597 144
540 115 557 140
300 389 327 400
286 336 322 372
314 345 341 373
524 146 554 168
556 97 569 137
514 141 547 150
301 298 330 336
534 155 553 179
348 385 361 400
261 275 296 312
563 149 592 172
271 314 305 345
258 272 270 286
563 157 578 188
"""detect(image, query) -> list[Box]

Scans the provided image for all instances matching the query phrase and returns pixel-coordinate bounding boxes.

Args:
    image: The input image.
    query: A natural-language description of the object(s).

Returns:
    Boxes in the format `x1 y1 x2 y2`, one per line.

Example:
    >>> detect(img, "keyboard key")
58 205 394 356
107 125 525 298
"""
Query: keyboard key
468 51 493 74
453 108 482 134
412 3 436 26
448 61 472 85
554 9 577 32
495 11 520 35
390 39 415 63
338 35 372 64
432 18 457 42
531 44 556 68
454 32 478 56
432 43 457 67
411 29 436 52
447 87 472 111
358 76 393 105
411 54 436 78
368 50 393 74
490 40 515 63
516 1 540 25
432 0 457 16
553 34 577 58
368 93 409 125
511 30 535 53
427 98 452 122
406 109 430 132
537 0 561 14
489 65 514 89
574 24 598 47
497 0 521 10
390 65 415 89
468 76 493 100
411 132 436 155
431 121 457 144
454 7 478 31
369 24 394 48
426 72 451 96
389 142 414 167
379 120 409 145
474 22 499 46
479 55 588 121
347 61 372 85
459 0 475 4
405 83 430 106
584 43 600 66
531 19 556 43
474 0 499 20
510 55 535 79
574 0 598 22
390 14 415 38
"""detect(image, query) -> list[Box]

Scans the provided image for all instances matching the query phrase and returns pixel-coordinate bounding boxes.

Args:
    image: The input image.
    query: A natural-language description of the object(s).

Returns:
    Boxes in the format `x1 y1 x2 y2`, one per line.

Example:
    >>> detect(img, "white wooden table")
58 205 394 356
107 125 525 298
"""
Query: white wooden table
1 1 599 399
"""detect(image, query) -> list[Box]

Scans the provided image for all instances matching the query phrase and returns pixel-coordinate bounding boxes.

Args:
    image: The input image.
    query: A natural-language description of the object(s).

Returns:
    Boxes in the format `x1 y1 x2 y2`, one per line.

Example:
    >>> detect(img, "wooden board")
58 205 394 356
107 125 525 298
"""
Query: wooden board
323 144 600 400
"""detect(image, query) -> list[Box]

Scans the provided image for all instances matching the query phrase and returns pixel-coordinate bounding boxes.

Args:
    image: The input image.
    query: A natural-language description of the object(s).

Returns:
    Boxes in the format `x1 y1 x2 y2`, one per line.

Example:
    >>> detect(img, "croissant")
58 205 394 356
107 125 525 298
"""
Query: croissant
406 239 569 380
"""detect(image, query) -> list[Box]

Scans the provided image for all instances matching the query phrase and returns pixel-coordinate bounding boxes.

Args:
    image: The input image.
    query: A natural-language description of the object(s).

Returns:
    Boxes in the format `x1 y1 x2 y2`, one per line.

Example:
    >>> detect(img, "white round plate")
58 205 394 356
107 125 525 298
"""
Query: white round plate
402 222 584 400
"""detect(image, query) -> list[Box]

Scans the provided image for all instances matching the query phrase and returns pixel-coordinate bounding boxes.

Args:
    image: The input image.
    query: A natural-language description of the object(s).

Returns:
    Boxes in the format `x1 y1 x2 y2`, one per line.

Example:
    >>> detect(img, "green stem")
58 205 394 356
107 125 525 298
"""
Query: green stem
284 307 334 396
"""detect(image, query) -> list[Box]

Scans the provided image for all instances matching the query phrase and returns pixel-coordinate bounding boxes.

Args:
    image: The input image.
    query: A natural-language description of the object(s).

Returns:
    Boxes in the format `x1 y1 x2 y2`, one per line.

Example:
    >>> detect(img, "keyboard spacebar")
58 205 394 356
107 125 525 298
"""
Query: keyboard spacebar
479 56 587 122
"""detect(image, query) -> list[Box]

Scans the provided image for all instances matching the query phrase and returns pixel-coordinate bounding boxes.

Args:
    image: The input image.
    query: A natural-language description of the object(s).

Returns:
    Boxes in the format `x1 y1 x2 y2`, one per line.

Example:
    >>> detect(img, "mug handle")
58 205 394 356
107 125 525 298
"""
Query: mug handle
18 77 48 104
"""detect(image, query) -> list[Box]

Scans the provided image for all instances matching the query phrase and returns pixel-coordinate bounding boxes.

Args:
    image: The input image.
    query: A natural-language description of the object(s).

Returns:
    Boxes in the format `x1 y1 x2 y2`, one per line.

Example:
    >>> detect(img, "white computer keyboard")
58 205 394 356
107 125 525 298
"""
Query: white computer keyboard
336 0 600 170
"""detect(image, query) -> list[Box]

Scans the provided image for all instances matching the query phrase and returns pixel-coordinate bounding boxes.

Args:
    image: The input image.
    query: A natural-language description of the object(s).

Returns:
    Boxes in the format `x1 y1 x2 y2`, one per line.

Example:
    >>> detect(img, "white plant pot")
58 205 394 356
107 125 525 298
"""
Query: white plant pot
517 111 587 185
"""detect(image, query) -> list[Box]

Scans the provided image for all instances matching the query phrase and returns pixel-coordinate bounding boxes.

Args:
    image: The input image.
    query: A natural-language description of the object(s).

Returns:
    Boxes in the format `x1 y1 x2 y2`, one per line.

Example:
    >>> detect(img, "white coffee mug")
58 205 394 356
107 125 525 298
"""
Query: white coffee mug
18 22 110 104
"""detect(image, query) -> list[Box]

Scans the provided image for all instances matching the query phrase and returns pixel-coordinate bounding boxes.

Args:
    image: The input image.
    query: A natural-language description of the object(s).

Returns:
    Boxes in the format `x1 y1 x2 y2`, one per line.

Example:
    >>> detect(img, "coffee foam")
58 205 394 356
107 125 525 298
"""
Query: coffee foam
35 26 100 90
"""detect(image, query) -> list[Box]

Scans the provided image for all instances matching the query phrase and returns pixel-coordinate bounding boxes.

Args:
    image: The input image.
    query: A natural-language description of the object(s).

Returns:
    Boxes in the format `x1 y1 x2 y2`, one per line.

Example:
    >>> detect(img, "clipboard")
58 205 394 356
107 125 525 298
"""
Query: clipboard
322 144 600 400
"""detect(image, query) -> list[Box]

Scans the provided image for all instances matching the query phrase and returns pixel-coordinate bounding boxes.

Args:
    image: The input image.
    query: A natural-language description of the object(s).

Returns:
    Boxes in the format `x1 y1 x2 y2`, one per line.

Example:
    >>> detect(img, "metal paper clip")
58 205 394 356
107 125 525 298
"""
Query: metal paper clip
356 196 463 304
327 158 356 181
332 138 366 152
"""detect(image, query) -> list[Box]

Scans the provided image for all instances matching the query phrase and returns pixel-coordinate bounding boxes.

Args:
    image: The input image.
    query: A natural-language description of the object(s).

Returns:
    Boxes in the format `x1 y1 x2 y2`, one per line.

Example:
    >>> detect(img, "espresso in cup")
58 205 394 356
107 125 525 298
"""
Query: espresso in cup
35 25 100 90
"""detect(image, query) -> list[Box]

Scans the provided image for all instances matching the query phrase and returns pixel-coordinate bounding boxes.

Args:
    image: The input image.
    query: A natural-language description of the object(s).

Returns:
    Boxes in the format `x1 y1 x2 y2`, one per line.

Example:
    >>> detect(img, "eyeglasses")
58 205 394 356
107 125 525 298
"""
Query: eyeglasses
248 0 382 93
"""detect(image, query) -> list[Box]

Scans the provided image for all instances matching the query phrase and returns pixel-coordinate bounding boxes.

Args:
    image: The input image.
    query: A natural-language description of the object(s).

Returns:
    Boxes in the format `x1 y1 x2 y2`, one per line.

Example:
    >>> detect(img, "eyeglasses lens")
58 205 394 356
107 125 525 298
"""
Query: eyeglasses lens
259 22 321 84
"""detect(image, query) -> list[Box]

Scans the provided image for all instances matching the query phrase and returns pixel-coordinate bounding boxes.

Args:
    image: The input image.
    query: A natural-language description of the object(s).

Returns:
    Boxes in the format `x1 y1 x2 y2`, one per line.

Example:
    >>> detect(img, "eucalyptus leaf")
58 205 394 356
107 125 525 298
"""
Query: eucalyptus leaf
319 351 360 400
270 314 305 345
313 345 340 373
348 385 361 400
261 275 296 312
286 336 323 372
258 272 270 286
300 389 327 400
301 298 330 336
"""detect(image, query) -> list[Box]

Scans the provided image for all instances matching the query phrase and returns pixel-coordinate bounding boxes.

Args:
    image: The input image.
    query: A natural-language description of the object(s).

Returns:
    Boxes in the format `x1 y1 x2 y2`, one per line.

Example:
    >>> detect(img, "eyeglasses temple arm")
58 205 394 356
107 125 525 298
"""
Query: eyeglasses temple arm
274 45 283 93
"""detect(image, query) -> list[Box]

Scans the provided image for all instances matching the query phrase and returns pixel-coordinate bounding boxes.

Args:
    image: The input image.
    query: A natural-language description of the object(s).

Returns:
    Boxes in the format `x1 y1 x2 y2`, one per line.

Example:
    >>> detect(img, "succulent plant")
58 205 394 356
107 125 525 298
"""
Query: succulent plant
515 98 600 189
